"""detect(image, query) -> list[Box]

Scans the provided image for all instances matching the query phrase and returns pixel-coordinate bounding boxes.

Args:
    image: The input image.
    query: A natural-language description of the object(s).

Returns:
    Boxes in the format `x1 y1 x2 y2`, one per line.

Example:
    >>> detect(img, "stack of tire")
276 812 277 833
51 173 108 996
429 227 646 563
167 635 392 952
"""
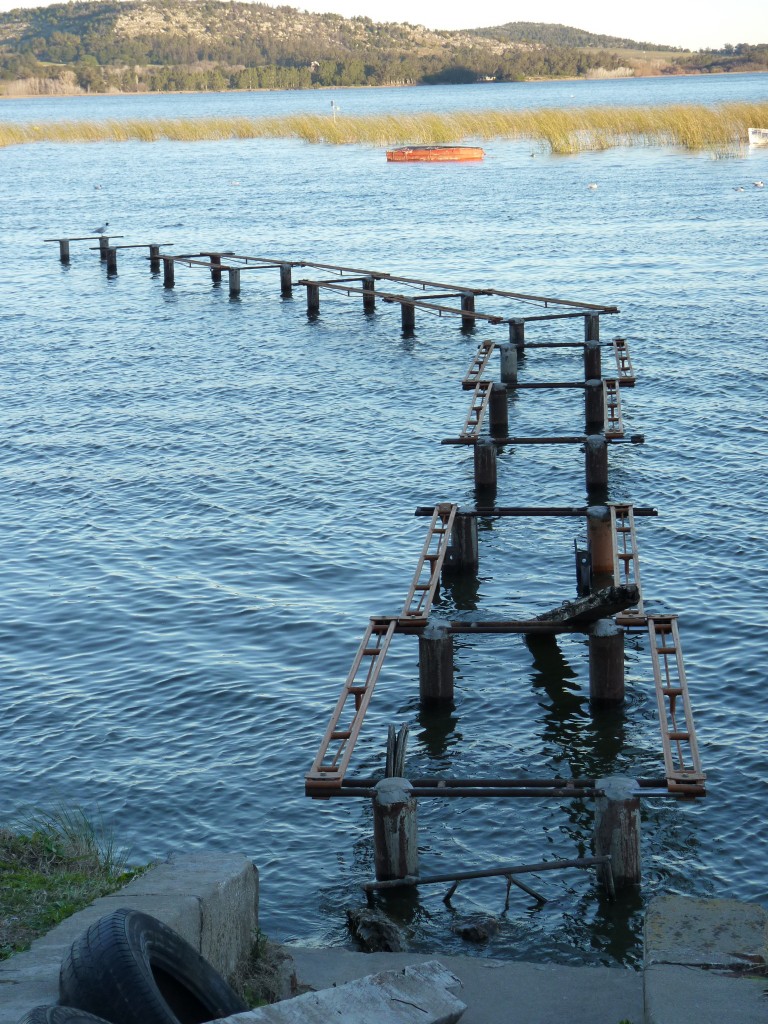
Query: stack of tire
17 908 249 1024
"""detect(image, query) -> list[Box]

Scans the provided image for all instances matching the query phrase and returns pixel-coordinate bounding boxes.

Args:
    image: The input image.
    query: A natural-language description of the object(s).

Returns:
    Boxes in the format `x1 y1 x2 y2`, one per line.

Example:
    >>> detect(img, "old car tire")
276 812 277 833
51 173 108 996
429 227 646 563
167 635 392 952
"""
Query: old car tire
59 907 248 1024
16 1008 114 1024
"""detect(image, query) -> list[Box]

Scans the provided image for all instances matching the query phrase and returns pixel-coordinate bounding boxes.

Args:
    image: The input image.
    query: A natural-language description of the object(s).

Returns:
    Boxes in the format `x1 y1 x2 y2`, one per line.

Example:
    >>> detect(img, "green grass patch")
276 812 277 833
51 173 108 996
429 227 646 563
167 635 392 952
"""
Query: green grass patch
0 807 144 961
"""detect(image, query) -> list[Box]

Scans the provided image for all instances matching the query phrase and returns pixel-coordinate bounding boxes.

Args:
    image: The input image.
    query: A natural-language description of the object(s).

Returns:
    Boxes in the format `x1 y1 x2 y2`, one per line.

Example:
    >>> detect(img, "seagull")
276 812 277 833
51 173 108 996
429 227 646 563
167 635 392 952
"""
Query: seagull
587 183 598 190
754 180 764 188
733 185 745 191
91 221 109 234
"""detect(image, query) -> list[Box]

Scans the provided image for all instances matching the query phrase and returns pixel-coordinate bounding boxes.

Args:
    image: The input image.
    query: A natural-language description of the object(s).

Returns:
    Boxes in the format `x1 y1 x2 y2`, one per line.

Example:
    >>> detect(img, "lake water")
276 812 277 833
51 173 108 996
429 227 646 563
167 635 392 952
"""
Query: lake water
1 73 767 967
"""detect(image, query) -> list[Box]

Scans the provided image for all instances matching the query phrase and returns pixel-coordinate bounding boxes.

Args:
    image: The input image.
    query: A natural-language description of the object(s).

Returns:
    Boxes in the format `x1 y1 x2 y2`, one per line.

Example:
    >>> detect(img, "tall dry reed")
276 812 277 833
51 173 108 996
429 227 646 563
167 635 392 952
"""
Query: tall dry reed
1 102 766 154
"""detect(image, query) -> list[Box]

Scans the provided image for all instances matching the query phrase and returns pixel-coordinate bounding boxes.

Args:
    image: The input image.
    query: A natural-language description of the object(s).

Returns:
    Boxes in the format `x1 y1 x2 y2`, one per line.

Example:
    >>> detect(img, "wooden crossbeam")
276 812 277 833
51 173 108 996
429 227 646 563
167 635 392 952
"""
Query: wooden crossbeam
610 505 645 625
603 378 625 439
613 337 636 385
459 381 492 441
462 340 495 387
400 502 457 622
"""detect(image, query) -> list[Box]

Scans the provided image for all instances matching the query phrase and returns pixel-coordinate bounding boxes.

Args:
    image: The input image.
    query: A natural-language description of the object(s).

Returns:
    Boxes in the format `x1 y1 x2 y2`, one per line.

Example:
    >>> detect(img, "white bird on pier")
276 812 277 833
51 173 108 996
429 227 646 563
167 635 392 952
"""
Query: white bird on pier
91 221 109 234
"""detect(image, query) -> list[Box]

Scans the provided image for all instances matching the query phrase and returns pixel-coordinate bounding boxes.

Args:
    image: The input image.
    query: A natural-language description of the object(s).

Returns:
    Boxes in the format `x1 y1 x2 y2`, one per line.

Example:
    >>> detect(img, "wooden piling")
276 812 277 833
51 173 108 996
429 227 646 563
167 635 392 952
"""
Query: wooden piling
209 253 223 283
401 302 415 334
587 506 614 589
585 312 600 345
593 775 641 889
474 439 497 491
228 267 241 297
98 236 110 260
461 292 475 332
149 244 161 273
489 383 509 437
509 319 525 356
306 283 320 314
584 339 602 381
589 618 625 706
58 240 70 262
372 778 419 882
105 246 117 276
362 276 376 313
279 263 292 297
418 624 454 707
447 512 479 572
162 256 175 289
585 379 605 432
585 435 608 495
499 343 518 384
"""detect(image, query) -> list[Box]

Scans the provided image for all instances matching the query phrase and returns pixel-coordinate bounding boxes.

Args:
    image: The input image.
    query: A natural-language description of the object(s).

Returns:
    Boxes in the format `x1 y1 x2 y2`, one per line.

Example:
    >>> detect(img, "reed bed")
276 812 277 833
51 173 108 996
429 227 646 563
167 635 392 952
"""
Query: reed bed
1 101 766 154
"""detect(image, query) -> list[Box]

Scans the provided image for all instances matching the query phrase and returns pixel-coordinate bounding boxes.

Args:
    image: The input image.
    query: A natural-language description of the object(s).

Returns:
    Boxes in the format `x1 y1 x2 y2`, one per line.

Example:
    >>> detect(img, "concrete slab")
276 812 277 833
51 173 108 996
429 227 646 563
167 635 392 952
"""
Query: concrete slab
283 946 644 1024
644 895 768 967
212 960 465 1024
644 964 768 1024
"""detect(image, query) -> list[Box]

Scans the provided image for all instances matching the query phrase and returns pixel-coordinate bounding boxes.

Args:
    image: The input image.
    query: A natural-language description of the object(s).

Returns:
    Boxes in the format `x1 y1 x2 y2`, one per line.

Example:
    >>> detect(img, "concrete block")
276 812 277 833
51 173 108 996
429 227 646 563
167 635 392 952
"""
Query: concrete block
645 964 768 1024
119 852 259 975
644 894 768 967
211 960 465 1024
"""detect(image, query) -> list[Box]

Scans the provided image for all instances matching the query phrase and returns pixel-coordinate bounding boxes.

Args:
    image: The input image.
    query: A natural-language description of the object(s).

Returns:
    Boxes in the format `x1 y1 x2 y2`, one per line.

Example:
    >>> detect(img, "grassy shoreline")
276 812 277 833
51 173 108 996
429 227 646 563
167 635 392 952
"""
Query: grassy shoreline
2 100 766 153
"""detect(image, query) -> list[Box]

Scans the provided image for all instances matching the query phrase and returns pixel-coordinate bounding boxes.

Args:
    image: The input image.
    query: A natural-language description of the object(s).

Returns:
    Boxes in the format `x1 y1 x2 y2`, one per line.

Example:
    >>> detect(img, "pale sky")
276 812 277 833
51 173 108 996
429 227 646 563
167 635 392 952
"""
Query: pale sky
0 0 766 52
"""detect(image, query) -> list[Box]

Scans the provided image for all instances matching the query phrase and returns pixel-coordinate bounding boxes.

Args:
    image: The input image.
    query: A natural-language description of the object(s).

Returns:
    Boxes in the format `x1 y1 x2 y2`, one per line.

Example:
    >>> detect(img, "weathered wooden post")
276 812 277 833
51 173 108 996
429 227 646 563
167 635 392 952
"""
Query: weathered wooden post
105 246 117 276
587 505 614 590
593 775 641 890
585 312 600 345
209 253 223 284
418 624 454 707
589 618 625 706
447 512 478 571
509 318 525 357
585 435 608 496
473 439 497 490
372 778 418 882
362 276 376 313
279 263 292 297
58 239 70 262
498 343 518 384
401 302 415 334
460 292 475 332
162 255 175 289
584 337 602 381
228 267 241 297
306 283 320 315
98 236 110 259
148 244 161 273
585 379 605 432
488 383 509 437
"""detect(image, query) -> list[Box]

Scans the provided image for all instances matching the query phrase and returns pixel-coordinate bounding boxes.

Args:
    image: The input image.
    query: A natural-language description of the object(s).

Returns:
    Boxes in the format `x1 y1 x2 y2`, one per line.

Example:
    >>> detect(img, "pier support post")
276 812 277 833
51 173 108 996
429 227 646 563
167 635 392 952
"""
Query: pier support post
499 343 518 384
372 778 418 882
279 263 292 297
594 775 641 890
149 244 161 273
473 439 497 491
489 383 509 437
105 246 117 277
585 379 605 432
209 253 223 284
98 236 110 260
461 292 475 332
446 512 478 572
585 435 608 497
362 276 376 313
228 267 241 297
306 283 320 315
162 256 175 289
401 302 415 335
418 624 454 708
584 339 602 381
509 319 525 357
58 239 70 262
585 312 600 345
589 618 625 706
587 505 614 590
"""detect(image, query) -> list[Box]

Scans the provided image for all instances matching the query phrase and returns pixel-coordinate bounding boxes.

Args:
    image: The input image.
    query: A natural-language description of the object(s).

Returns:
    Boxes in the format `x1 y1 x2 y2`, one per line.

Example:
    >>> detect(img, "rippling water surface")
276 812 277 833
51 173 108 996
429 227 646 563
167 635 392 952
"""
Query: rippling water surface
1 74 767 967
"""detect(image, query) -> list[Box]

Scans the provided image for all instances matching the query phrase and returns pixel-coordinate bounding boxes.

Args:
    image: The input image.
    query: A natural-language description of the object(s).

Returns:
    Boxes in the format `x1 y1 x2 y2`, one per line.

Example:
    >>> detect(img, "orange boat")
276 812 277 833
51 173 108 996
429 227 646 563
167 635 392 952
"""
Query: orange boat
386 145 485 163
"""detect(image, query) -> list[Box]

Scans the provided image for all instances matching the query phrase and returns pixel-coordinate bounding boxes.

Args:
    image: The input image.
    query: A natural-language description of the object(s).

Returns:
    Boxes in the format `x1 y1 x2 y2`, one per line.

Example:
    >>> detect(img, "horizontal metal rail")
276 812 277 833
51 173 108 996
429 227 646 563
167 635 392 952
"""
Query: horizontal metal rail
414 505 659 517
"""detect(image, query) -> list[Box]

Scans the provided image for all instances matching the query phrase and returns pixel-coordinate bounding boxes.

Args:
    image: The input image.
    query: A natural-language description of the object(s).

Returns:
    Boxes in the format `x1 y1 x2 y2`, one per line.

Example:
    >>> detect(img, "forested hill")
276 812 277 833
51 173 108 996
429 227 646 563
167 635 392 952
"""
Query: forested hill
0 0 765 96
470 21 680 52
